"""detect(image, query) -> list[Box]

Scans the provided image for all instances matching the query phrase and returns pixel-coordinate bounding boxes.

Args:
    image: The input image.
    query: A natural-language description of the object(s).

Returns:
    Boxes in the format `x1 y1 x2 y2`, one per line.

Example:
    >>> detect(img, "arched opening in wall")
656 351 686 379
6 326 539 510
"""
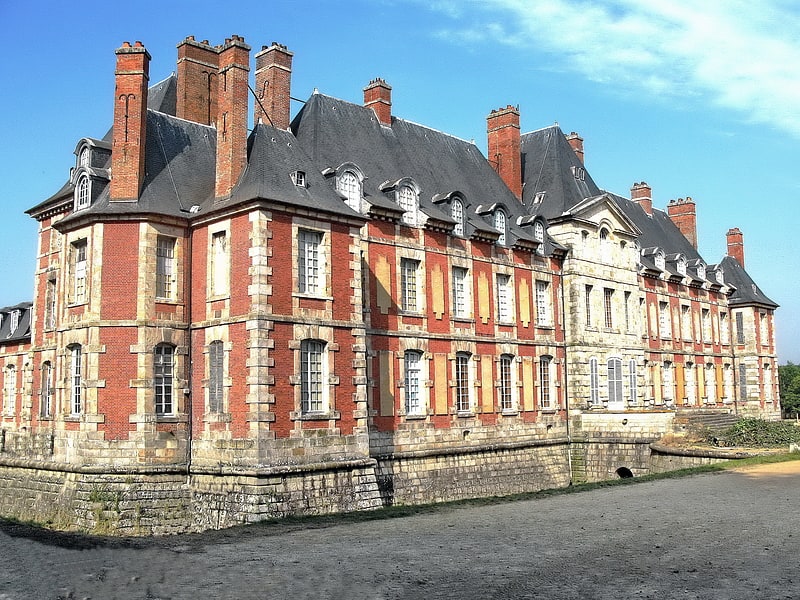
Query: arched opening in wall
616 467 634 479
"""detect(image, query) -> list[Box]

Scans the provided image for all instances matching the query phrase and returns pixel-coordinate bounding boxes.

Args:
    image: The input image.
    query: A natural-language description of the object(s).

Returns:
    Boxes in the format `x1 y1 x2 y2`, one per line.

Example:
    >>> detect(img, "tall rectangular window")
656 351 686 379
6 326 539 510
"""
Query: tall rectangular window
627 359 637 405
211 231 229 297
738 363 747 400
535 280 550 326
584 285 593 327
624 291 631 332
539 357 552 409
156 236 176 300
300 340 325 413
404 350 423 415
452 267 469 318
499 354 514 411
455 352 471 412
4 366 16 415
208 341 224 413
496 274 512 322
681 305 692 340
40 362 53 418
72 240 87 304
70 345 82 415
45 278 57 330
154 345 174 415
735 312 745 344
659 301 671 339
759 313 769 346
607 358 623 405
663 362 674 402
723 364 734 401
298 230 323 295
604 288 614 329
701 309 711 342
685 363 696 405
589 357 600 406
720 312 730 345
705 364 716 404
401 258 420 312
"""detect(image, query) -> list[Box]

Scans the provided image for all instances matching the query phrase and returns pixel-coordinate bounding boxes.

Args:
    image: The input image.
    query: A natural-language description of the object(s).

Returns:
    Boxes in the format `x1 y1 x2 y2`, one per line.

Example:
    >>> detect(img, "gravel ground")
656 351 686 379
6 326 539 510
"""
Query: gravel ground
1 461 798 600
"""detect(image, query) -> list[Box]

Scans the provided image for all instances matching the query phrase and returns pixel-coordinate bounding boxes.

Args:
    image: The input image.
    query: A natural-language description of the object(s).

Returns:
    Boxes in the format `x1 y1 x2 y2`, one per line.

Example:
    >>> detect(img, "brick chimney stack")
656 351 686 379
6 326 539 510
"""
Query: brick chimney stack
631 182 653 216
667 197 698 249
254 42 293 130
487 105 522 200
363 78 392 126
176 36 219 125
726 227 745 268
565 132 584 164
111 41 150 201
215 35 251 199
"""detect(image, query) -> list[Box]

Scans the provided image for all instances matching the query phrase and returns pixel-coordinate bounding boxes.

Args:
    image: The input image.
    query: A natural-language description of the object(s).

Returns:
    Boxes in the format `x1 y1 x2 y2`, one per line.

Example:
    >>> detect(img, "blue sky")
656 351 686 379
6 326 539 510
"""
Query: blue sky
1 0 798 362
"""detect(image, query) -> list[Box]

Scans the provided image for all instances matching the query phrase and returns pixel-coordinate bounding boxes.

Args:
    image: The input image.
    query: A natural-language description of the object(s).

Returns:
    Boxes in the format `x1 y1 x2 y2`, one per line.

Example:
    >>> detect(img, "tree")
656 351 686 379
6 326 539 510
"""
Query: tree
778 362 800 418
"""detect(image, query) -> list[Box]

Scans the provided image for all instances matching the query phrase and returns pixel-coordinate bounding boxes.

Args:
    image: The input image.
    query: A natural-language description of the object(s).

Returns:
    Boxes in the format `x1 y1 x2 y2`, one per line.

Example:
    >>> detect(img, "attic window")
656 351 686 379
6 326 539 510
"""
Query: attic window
571 166 586 181
8 310 19 335
715 268 724 285
697 263 706 280
677 257 687 276
493 209 507 245
292 171 307 188
78 147 90 168
337 170 361 212
397 185 418 226
533 191 546 204
655 251 665 271
451 198 465 236
534 221 545 255
75 174 90 211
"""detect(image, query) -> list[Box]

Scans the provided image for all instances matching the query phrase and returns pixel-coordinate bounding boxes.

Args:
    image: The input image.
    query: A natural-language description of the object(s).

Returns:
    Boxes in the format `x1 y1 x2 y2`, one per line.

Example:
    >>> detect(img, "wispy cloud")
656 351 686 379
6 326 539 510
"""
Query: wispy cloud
427 0 800 135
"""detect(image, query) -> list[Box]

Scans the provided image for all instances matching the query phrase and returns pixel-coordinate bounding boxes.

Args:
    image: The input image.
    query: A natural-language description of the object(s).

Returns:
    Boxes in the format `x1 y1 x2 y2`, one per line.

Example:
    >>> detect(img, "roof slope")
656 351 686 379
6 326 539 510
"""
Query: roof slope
720 256 778 308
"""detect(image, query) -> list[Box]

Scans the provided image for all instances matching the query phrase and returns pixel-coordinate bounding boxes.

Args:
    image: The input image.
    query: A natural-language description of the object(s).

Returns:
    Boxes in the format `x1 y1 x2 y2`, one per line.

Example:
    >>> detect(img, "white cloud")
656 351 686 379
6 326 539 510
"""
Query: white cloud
426 0 800 135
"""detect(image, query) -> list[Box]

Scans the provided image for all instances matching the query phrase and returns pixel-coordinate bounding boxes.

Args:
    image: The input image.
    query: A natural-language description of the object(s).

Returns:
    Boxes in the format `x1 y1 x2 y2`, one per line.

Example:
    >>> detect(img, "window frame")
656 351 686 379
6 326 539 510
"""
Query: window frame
208 340 224 414
155 236 177 301
397 185 418 226
154 344 175 416
607 357 623 406
451 266 470 319
495 273 512 323
493 209 507 245
535 280 551 327
4 365 16 416
451 198 465 237
538 356 553 410
300 339 326 414
210 230 229 298
499 354 515 412
404 350 424 415
298 229 324 296
75 174 91 211
400 258 420 313
71 240 88 305
337 170 362 212
69 345 82 416
40 361 53 418
589 357 600 406
455 352 472 413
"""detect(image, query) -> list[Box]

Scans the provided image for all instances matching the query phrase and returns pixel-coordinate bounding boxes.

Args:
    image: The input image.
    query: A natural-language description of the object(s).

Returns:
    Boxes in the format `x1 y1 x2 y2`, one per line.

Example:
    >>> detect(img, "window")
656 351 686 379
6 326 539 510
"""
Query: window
663 362 674 403
535 280 551 326
291 170 307 187
72 240 88 304
75 174 90 210
45 278 57 331
603 288 614 329
659 301 671 339
534 220 545 255
584 285 593 327
210 231 229 297
599 228 611 262
539 356 553 409
208 341 224 413
735 312 745 344
702 309 711 342
40 362 53 418
627 359 638 405
78 146 90 168
154 344 175 415
300 340 326 413
738 363 747 400
298 230 323 295
764 363 773 402
681 305 692 340
723 364 734 401
400 258 420 312
496 274 512 322
455 352 472 412
397 185 417 226
677 257 687 276
607 358 623 405
760 313 769 345
493 209 507 245
156 236 176 300
337 170 361 212
697 263 706 280
404 350 423 415
720 312 730 345
451 267 469 318
655 251 666 271
624 291 631 332
4 366 15 415
451 199 465 236
589 357 600 406
8 310 19 335
685 362 696 405
499 354 514 411
69 345 82 415
705 364 716 404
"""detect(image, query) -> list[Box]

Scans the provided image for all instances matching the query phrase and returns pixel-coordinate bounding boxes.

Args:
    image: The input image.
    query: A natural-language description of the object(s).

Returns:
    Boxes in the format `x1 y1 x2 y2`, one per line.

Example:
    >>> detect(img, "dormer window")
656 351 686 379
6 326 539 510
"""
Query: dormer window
291 170 307 188
715 268 724 285
697 263 706 280
75 174 90 211
451 198 465 236
493 209 507 245
677 256 687 276
655 251 665 271
397 185 417 226
337 170 361 212
533 191 546 204
8 310 19 335
571 165 585 181
78 146 90 168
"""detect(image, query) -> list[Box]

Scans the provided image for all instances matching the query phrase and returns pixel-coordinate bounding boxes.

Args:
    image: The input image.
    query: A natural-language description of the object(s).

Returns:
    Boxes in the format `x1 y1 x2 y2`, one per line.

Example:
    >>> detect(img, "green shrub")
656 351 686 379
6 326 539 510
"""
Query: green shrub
710 418 800 447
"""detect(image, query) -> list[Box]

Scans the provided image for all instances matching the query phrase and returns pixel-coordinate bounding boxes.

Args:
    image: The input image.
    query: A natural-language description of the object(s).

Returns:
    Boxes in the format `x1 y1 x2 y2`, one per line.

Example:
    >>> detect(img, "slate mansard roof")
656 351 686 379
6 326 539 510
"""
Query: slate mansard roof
0 302 32 344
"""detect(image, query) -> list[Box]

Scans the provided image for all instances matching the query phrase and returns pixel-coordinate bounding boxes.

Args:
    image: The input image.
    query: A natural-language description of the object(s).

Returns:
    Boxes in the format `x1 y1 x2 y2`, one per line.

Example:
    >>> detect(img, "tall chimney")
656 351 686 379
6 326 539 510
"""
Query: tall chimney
631 182 652 216
111 41 150 201
176 36 219 125
254 42 293 130
487 105 522 200
667 197 698 249
363 78 392 126
215 35 251 199
566 131 584 164
726 227 745 268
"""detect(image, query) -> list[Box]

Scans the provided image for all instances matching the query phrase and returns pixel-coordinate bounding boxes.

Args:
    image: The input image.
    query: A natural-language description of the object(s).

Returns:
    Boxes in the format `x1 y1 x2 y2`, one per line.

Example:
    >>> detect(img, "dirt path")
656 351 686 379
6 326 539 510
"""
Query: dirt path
1 461 799 599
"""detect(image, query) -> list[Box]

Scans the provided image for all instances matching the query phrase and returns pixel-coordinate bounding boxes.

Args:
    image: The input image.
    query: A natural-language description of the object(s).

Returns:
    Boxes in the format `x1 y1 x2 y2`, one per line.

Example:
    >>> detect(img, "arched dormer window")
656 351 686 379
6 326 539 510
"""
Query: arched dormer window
697 262 706 280
451 198 465 236
397 184 418 226
78 146 90 168
534 220 545 255
655 251 666 271
677 256 687 276
493 209 507 245
337 170 362 212
75 174 90 211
